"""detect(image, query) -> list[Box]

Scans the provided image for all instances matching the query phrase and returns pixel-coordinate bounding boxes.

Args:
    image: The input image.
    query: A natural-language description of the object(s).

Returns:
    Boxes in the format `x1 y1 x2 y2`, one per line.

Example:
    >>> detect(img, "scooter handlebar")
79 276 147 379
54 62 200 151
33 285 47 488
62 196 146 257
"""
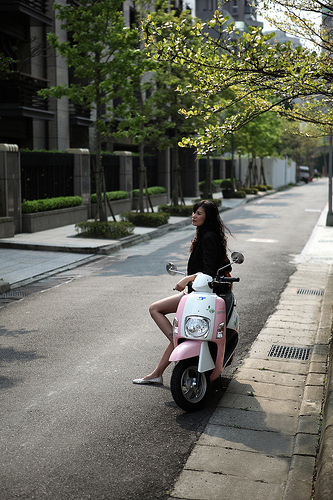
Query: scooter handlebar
213 277 240 283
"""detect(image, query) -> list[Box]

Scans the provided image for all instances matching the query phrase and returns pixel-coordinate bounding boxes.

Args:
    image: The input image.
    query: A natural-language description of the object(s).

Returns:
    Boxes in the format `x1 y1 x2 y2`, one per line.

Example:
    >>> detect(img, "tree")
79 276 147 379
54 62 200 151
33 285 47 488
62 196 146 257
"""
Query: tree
39 0 140 222
234 111 283 186
144 4 208 205
144 6 333 154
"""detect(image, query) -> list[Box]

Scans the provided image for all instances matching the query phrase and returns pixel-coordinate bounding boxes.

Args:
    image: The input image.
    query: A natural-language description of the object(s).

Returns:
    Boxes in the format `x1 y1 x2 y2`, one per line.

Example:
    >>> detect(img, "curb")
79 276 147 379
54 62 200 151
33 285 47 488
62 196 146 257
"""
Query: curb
313 266 333 500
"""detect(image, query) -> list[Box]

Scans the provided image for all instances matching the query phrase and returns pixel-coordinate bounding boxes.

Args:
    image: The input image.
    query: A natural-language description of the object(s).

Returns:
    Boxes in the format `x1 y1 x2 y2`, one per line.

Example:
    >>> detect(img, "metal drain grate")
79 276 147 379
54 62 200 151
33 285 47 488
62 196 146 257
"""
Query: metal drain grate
297 288 324 296
268 345 311 361
0 290 28 299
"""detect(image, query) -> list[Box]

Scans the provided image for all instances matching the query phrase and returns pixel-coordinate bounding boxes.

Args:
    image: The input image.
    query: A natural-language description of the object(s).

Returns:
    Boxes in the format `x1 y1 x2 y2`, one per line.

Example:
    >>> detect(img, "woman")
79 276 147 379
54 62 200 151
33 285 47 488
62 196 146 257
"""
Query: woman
133 200 231 385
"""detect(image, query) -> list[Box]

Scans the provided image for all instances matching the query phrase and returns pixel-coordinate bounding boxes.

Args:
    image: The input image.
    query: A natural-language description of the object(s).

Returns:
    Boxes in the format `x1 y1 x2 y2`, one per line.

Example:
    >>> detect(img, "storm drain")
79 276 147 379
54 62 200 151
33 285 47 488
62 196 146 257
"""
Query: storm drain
297 288 324 296
268 345 312 361
0 290 28 299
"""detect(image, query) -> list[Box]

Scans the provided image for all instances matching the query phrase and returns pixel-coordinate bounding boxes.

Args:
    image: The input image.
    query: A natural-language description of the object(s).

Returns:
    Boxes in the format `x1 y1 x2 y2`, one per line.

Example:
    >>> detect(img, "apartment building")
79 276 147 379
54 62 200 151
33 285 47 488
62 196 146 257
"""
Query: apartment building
196 0 263 33
0 0 258 153
0 0 154 151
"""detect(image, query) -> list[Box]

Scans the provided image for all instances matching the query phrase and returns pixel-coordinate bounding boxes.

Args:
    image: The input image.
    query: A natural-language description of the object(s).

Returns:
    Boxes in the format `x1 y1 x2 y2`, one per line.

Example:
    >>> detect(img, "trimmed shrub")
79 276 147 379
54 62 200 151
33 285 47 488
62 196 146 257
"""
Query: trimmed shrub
266 185 273 190
198 179 222 191
91 190 128 203
243 187 258 195
158 204 193 217
75 220 134 239
221 179 234 189
132 186 166 197
252 184 267 192
233 190 246 198
22 196 82 214
193 198 222 207
121 211 169 227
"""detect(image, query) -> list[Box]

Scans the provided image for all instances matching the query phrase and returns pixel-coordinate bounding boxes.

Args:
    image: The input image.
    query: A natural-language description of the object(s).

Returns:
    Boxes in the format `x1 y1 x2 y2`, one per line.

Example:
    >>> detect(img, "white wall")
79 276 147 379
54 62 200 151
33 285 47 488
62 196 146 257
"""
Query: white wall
236 156 296 189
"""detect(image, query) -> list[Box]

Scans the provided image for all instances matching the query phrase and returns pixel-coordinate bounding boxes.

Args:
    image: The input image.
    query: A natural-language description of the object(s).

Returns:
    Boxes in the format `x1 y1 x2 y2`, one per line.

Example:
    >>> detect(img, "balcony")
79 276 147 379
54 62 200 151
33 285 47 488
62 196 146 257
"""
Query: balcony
0 72 54 120
0 0 53 25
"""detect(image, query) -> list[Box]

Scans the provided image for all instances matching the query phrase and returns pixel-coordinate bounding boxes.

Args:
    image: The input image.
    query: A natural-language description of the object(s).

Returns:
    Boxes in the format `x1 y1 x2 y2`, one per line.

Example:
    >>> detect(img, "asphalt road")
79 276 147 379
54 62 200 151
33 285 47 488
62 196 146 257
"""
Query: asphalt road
0 180 328 499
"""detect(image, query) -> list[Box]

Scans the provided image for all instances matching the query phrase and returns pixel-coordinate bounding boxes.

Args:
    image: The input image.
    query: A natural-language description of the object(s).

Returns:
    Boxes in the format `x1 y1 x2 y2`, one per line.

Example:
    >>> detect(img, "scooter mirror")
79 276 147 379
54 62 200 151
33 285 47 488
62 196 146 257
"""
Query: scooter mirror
231 251 244 264
166 262 186 276
166 262 178 275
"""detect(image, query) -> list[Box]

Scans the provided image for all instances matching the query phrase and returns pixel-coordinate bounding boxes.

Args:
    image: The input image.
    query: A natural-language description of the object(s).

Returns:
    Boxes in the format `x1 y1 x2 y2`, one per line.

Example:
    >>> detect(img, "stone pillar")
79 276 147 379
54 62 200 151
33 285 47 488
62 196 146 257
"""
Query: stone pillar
0 144 21 233
158 149 171 200
67 148 91 217
116 151 133 198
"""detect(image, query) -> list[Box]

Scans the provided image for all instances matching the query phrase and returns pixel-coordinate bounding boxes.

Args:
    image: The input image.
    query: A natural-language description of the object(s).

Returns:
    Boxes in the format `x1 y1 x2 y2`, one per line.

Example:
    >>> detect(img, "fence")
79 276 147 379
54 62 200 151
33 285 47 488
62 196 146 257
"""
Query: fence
21 152 74 201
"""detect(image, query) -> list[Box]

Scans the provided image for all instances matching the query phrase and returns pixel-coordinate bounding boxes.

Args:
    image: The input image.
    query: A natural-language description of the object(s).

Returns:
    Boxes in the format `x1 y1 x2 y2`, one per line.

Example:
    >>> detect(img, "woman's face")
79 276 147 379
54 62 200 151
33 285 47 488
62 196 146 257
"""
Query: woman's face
192 206 206 227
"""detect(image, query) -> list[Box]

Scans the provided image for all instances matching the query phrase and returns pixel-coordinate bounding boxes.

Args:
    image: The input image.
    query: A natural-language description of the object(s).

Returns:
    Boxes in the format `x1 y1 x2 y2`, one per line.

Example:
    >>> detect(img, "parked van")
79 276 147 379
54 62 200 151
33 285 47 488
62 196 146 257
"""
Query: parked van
299 166 312 183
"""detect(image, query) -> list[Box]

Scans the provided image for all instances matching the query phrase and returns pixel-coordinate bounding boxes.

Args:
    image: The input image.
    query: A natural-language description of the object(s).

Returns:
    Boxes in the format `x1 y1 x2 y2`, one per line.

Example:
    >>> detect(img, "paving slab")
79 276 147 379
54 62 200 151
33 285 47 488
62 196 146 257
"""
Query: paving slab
198 424 294 457
170 470 284 500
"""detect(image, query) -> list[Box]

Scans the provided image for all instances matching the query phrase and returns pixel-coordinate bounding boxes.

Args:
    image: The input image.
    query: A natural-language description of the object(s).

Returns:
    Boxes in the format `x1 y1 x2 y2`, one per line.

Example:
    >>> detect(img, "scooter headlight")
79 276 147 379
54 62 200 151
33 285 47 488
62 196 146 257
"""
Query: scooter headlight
185 316 210 338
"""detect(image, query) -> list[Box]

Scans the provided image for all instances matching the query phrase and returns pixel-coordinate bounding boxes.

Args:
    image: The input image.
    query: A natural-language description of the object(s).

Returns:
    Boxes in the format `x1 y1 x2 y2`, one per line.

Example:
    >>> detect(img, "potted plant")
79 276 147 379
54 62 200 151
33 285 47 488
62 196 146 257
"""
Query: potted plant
220 179 235 199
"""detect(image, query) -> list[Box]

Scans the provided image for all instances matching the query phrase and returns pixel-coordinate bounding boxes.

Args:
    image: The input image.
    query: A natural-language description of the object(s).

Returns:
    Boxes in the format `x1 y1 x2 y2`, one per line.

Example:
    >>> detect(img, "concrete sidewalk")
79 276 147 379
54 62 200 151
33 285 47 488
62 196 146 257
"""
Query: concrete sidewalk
0 197 244 288
0 194 332 499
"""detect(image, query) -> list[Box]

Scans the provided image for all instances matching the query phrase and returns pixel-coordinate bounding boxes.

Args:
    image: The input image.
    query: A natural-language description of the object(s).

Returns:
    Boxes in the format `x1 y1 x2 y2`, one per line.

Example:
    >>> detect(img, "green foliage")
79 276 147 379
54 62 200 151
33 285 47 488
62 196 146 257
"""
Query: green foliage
243 187 258 195
220 179 234 189
158 204 193 217
193 198 222 207
91 191 128 203
19 148 69 154
22 196 82 214
144 5 333 154
252 185 267 192
132 186 166 197
266 185 273 190
198 179 222 192
75 220 134 239
233 190 246 198
121 211 170 227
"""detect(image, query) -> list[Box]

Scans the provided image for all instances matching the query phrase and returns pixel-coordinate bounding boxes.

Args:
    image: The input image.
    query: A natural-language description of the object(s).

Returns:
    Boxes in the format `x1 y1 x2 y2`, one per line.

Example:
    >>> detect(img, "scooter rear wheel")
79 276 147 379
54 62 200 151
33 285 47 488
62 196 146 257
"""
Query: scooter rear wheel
171 358 210 412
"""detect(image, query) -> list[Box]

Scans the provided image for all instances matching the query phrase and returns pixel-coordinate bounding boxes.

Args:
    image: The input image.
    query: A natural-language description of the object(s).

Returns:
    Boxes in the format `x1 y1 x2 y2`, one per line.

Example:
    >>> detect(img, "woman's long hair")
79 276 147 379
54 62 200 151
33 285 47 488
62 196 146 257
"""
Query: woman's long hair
190 200 230 262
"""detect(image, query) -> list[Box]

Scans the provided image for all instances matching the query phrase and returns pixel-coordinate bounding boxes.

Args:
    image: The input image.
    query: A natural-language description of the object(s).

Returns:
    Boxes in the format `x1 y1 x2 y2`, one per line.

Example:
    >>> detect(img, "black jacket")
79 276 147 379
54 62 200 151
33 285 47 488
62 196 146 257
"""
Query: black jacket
187 231 225 278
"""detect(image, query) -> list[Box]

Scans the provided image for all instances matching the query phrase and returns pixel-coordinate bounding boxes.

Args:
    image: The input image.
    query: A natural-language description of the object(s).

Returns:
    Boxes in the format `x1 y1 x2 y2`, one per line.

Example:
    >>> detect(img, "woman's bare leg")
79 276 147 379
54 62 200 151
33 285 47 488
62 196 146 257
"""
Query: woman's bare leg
139 294 181 380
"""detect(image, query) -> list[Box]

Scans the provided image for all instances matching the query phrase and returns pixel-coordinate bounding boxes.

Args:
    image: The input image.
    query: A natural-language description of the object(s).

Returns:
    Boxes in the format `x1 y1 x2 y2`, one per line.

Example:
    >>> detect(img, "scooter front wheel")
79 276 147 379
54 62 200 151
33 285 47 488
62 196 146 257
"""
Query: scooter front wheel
171 358 210 412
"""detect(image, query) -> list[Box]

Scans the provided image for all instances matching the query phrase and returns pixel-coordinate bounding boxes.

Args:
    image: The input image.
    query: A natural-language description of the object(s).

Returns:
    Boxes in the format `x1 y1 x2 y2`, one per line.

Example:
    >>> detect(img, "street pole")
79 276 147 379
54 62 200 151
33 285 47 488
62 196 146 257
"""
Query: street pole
327 132 333 226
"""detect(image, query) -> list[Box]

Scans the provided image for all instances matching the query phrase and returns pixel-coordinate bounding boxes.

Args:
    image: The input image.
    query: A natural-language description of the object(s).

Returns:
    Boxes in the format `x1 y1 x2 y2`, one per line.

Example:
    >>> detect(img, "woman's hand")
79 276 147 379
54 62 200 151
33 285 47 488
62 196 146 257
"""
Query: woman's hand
174 275 196 292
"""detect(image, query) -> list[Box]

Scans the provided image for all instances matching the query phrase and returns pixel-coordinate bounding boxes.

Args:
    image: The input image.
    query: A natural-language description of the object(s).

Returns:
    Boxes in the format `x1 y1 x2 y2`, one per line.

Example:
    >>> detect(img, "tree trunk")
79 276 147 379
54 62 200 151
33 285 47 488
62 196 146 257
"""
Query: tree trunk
138 141 146 213
259 157 267 185
94 56 107 223
203 156 212 199
253 156 259 185
244 156 253 187
172 145 180 206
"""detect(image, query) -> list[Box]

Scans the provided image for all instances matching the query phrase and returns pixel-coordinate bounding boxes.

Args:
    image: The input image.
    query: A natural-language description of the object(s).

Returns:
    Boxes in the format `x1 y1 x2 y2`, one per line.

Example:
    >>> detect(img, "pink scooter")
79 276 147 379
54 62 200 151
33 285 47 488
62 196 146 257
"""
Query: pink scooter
166 252 244 412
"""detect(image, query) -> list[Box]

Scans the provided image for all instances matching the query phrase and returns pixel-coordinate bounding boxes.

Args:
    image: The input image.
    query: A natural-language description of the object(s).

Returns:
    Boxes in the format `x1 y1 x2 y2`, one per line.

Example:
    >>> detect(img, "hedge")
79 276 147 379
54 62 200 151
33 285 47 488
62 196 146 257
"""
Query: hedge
22 196 82 214
75 220 134 239
158 204 193 217
121 211 169 227
233 190 246 198
198 179 223 191
132 186 166 197
91 190 129 203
